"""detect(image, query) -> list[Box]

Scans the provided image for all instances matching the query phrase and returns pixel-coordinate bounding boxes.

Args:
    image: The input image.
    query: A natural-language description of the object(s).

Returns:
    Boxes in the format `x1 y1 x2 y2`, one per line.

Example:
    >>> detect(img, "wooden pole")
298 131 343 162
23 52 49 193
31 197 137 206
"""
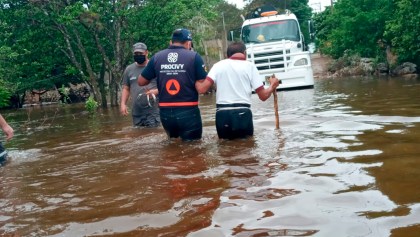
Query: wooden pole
273 90 279 129
272 74 279 129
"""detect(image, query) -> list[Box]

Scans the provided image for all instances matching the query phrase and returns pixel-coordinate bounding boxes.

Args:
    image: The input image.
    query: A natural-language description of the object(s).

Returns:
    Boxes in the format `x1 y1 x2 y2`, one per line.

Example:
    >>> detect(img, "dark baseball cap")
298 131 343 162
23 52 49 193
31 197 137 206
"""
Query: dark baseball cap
171 28 192 42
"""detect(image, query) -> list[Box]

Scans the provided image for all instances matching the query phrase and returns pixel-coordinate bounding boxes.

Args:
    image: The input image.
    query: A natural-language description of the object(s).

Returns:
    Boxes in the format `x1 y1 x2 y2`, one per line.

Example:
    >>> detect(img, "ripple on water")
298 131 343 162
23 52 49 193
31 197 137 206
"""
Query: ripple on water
188 86 420 236
385 129 405 134
47 210 181 236
1 78 419 236
311 120 383 132
3 148 43 165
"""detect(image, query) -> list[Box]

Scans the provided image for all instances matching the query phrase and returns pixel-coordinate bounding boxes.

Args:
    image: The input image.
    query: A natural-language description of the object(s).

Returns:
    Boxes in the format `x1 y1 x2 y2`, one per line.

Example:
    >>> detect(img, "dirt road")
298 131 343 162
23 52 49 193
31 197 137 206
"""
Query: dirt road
311 53 332 78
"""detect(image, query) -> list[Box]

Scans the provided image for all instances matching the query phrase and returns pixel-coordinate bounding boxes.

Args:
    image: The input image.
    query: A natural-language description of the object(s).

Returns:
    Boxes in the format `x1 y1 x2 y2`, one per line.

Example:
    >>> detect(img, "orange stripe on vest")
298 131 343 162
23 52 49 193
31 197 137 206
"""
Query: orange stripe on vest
159 101 199 107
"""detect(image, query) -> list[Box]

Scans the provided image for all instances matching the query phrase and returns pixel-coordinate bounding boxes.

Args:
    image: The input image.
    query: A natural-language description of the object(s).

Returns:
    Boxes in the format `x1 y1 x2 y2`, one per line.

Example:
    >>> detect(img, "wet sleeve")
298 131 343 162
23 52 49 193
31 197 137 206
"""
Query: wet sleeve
141 57 156 81
194 53 208 81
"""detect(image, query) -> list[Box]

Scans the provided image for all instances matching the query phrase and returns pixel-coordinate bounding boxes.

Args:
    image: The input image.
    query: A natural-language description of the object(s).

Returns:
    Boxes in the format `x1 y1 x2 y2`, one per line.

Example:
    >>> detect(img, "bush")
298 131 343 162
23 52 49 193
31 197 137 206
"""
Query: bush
85 96 98 114
0 83 11 108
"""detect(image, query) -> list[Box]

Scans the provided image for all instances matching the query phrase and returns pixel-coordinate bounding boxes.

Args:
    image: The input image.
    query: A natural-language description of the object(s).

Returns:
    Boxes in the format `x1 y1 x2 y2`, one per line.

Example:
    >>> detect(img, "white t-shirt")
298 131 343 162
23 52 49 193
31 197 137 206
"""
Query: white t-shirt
207 57 263 105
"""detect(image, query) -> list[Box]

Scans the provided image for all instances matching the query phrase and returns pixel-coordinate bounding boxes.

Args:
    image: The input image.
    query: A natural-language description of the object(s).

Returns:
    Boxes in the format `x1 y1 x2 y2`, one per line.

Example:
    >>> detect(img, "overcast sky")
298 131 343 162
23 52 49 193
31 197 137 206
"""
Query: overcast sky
225 0 332 12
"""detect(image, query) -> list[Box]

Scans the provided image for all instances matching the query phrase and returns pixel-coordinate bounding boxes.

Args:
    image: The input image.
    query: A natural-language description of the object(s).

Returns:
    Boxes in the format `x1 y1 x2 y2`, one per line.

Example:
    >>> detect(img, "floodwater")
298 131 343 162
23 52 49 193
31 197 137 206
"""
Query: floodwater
1 76 419 237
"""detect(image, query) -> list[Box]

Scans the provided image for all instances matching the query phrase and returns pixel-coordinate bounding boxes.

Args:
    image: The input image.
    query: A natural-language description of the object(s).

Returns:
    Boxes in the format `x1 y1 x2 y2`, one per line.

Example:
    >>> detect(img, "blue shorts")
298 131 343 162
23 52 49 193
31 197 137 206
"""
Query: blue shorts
159 107 202 141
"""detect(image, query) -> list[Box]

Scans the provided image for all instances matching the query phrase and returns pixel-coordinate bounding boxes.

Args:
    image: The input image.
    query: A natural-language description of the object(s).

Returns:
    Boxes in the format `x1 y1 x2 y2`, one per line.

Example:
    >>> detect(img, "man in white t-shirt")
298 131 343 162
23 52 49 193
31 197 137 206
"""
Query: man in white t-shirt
196 41 279 139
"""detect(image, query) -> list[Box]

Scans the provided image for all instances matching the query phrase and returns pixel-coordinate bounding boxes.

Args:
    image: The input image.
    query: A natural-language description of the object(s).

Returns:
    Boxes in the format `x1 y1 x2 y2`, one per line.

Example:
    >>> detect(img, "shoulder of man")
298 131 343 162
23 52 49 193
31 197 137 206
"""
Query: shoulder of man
125 62 138 70
122 62 135 76
212 58 231 69
151 49 171 61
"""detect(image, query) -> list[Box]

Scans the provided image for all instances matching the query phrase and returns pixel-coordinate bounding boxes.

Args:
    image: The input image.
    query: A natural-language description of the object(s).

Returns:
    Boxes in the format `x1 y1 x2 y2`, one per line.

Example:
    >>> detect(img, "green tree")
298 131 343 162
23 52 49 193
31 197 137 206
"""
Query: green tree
0 45 17 108
30 0 123 107
0 0 80 108
128 0 222 55
212 2 243 40
384 0 420 65
314 0 393 59
313 0 419 67
290 0 312 45
0 0 225 109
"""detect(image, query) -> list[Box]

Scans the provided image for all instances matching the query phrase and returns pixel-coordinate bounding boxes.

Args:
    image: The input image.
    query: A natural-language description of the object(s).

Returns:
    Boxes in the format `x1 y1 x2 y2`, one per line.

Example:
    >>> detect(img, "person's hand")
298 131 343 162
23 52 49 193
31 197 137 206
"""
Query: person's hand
120 104 129 116
269 76 280 90
146 89 158 96
2 124 13 141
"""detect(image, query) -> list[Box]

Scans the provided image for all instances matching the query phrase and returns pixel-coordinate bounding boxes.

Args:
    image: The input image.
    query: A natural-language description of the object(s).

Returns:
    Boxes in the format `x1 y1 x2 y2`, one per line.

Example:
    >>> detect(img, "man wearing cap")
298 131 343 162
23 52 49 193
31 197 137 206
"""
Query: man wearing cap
138 28 207 141
120 42 160 127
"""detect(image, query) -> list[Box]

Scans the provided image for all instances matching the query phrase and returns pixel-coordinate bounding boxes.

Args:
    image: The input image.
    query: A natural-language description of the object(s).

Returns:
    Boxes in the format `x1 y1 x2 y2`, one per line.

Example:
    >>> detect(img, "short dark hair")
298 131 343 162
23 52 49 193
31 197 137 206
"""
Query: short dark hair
227 42 246 57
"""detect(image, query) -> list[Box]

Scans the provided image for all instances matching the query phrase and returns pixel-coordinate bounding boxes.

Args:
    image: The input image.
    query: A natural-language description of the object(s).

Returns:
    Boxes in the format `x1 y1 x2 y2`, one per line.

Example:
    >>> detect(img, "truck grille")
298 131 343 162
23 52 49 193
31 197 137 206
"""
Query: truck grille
248 50 291 71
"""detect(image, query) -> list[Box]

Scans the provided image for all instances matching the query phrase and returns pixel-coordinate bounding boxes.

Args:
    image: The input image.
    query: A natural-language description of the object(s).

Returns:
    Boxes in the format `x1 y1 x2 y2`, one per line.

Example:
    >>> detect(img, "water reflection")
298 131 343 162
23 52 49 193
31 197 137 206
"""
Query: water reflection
0 77 419 236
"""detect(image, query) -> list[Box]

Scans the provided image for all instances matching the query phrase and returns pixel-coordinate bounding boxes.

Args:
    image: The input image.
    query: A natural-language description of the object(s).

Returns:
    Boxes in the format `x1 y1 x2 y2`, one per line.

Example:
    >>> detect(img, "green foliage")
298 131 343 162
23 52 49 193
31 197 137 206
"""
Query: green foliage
58 85 70 104
3 0 416 110
290 0 312 44
0 0 83 102
128 0 222 55
1 0 224 108
244 0 292 11
313 0 419 66
384 0 420 64
85 96 98 114
213 2 242 34
243 0 311 24
0 45 17 107
314 0 391 59
0 80 11 108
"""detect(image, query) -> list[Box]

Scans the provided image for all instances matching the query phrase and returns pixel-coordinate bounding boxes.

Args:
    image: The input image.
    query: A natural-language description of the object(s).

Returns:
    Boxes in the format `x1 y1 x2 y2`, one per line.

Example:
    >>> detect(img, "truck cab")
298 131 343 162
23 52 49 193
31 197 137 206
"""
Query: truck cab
241 7 314 90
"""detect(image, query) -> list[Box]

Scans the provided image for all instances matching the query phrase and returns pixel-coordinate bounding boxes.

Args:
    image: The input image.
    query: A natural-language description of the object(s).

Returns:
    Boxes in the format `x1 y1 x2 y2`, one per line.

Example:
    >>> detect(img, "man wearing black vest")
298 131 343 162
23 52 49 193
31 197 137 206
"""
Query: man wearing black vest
138 28 207 141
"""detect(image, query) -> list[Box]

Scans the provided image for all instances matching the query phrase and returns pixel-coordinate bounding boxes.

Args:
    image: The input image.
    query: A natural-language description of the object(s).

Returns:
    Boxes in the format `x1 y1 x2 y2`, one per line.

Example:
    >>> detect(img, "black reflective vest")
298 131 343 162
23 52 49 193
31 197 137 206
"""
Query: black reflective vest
153 46 199 108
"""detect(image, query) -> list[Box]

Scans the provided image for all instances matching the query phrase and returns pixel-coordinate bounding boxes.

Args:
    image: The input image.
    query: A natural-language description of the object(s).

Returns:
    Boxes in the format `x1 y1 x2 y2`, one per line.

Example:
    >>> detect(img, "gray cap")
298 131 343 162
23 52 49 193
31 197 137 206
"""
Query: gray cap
133 42 147 53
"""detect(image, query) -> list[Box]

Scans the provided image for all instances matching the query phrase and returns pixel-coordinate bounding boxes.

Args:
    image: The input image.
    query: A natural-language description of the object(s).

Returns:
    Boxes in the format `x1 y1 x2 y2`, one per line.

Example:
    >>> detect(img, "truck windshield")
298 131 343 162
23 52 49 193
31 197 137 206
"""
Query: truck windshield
241 20 300 44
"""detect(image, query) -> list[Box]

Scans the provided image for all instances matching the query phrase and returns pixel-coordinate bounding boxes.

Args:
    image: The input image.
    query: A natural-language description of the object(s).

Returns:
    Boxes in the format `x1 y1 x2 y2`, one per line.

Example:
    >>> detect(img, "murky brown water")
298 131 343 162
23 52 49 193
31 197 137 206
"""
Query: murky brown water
1 76 419 237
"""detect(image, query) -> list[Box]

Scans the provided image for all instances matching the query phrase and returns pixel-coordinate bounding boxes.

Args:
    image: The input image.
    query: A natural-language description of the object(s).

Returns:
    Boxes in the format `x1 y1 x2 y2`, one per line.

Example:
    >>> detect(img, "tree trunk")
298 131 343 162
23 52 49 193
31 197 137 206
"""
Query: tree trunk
56 23 102 106
98 61 108 108
109 73 120 107
72 30 102 105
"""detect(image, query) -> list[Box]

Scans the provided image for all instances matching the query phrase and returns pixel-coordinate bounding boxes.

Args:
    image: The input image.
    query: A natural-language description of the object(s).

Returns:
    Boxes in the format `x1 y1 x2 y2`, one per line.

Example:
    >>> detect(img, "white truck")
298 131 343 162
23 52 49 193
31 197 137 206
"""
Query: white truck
241 7 314 90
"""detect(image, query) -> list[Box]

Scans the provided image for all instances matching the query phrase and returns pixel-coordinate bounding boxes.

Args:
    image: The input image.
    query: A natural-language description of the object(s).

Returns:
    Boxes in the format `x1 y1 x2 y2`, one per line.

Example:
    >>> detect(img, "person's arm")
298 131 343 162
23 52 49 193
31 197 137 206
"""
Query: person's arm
138 57 155 86
256 76 280 101
120 85 130 116
193 53 211 94
138 75 150 86
0 115 13 141
120 68 131 116
196 77 214 94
